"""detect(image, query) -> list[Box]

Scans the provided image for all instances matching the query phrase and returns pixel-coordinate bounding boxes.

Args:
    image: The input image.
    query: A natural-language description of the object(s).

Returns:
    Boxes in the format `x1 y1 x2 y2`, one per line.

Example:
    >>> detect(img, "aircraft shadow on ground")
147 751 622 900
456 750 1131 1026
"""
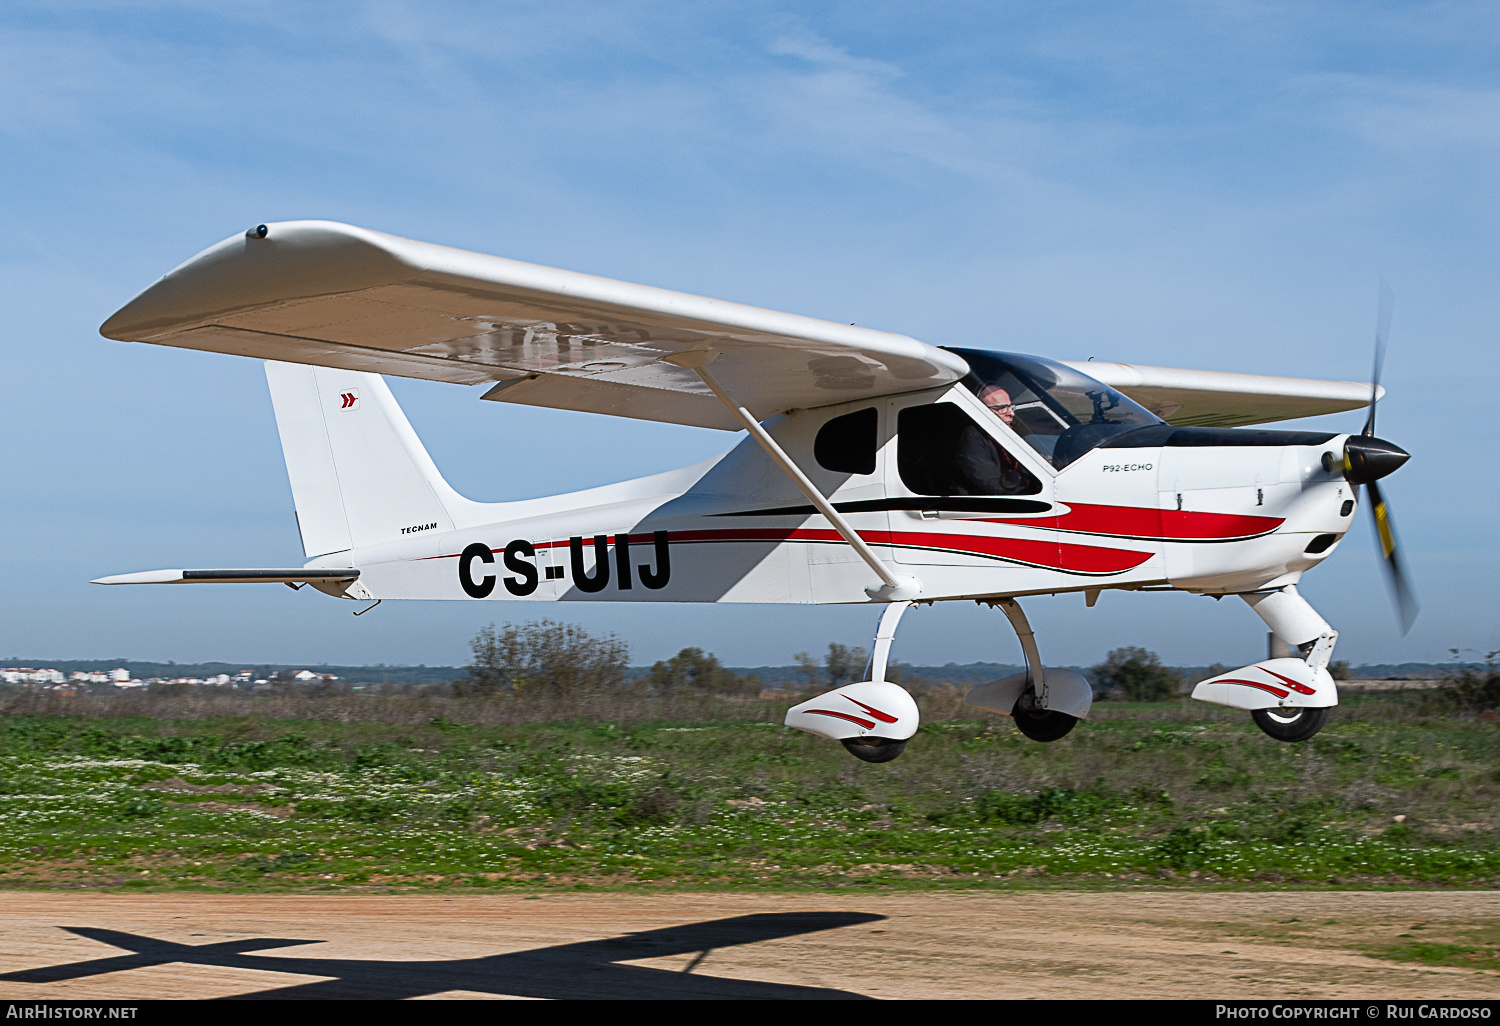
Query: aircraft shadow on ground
0 911 885 1000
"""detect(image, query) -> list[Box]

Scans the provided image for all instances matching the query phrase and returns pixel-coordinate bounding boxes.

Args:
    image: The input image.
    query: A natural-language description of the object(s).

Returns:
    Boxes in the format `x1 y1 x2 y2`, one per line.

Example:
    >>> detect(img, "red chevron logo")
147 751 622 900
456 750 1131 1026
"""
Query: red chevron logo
339 391 359 410
806 709 876 729
844 696 899 723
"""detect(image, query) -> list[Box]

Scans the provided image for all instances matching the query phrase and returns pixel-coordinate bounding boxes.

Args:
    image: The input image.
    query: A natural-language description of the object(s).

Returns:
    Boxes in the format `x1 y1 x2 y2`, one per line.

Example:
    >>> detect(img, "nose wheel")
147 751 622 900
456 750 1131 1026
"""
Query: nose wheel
1251 706 1329 742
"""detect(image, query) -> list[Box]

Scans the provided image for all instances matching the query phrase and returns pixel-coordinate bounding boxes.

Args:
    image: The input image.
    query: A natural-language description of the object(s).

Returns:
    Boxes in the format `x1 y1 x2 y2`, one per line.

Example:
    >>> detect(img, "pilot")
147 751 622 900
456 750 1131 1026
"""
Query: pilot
952 385 1030 494
980 384 1017 426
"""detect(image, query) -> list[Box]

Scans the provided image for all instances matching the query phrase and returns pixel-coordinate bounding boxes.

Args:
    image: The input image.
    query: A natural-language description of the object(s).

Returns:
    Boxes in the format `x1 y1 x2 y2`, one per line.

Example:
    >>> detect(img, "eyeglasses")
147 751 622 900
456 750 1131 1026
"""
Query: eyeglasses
986 403 1014 413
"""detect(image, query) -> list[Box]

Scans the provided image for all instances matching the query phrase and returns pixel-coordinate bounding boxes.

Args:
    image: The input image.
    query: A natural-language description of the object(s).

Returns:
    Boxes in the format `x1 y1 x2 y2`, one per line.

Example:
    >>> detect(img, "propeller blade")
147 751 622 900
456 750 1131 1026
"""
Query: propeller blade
1362 276 1394 437
1365 477 1418 633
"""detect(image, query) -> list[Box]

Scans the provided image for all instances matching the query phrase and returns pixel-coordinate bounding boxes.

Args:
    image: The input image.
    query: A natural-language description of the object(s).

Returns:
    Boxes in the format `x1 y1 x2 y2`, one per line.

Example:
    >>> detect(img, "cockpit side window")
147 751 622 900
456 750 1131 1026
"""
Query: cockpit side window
814 407 878 475
897 403 1041 496
943 348 1164 469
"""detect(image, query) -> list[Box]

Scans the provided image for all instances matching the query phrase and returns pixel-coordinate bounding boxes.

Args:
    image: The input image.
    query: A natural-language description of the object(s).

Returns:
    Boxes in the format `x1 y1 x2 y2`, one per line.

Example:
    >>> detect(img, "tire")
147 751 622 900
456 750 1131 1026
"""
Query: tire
841 736 909 763
1251 706 1330 742
1011 692 1078 742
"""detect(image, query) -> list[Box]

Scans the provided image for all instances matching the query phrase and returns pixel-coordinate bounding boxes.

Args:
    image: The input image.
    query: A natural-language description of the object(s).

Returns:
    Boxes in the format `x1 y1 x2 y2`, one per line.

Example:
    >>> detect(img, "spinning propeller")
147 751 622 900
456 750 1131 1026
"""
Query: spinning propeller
1329 278 1418 633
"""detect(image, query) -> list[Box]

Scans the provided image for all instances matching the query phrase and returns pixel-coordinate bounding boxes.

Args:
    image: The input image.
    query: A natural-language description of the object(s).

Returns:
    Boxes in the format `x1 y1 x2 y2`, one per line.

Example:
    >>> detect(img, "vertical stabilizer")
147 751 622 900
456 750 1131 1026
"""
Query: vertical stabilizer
265 362 463 556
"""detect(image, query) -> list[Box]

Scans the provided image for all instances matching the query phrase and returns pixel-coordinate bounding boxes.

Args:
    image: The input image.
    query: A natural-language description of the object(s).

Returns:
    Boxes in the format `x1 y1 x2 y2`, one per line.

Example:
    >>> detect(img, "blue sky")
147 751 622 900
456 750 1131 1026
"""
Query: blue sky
1 1 1497 670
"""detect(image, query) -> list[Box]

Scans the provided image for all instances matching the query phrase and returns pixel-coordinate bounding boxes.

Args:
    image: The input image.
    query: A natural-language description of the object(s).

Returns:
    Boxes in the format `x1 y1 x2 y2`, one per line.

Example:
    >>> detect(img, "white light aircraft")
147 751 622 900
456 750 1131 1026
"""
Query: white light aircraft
95 221 1415 761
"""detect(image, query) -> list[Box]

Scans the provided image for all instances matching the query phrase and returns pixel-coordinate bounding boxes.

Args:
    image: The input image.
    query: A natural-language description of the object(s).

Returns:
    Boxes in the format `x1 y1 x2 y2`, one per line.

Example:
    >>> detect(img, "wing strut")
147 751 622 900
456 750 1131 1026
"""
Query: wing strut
664 349 921 602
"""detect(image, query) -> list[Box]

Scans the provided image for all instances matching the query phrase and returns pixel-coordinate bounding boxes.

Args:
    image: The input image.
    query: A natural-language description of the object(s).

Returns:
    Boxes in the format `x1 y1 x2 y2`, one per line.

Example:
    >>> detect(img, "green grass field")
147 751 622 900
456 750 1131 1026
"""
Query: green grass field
1 692 1497 893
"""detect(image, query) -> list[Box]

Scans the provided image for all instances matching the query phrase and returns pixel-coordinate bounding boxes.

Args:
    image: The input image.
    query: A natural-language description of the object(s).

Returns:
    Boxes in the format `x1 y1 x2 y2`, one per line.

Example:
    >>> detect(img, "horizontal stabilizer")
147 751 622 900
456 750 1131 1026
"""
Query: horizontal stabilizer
91 569 360 585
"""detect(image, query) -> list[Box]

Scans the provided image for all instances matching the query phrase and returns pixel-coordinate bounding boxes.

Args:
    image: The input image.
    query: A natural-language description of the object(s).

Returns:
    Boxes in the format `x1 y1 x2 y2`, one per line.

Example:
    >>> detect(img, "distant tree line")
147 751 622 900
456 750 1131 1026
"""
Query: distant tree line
451 621 766 699
223 623 1409 705
451 624 928 700
21 620 1489 716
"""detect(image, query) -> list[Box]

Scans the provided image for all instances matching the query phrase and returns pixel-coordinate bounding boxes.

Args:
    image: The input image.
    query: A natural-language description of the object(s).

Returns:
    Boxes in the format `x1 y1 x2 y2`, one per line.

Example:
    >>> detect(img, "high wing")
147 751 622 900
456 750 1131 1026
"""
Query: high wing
100 220 967 430
100 219 1377 430
1063 361 1379 427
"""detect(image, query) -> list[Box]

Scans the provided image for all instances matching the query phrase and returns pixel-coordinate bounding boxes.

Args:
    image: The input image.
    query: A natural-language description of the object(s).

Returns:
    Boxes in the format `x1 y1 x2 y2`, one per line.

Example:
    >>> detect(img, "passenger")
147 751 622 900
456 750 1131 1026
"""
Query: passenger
953 385 1029 494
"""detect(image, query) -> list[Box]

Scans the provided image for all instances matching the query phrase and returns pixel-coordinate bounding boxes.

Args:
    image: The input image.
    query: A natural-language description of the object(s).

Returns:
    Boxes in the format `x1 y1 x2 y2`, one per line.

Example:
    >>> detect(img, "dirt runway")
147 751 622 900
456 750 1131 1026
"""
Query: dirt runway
0 890 1496 1000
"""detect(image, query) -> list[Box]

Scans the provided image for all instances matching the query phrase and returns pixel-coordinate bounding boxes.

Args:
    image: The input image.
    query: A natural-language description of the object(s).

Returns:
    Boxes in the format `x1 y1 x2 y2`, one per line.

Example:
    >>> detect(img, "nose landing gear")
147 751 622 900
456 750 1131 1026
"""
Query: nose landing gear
1192 586 1340 742
1251 706 1329 743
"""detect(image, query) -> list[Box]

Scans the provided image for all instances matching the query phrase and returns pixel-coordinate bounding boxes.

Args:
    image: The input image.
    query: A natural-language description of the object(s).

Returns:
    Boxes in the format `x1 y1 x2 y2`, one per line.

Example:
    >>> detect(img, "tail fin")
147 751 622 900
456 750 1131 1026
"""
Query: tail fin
265 361 467 557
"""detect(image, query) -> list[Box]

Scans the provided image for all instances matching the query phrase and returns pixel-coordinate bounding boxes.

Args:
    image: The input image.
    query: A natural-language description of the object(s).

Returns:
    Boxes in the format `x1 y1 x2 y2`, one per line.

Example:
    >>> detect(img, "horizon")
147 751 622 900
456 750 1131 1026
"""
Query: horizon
1 654 1471 675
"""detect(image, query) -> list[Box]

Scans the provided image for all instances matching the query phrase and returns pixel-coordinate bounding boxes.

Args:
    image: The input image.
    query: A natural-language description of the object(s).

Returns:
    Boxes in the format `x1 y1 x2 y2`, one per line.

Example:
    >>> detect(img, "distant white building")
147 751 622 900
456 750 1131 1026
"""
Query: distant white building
6 667 145 687
3 665 336 689
1 668 65 685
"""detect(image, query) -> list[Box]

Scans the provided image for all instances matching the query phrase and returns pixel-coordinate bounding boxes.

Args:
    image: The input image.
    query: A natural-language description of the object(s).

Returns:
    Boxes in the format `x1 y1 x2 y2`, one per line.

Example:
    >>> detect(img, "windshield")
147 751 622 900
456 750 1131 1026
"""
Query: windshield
943 348 1164 469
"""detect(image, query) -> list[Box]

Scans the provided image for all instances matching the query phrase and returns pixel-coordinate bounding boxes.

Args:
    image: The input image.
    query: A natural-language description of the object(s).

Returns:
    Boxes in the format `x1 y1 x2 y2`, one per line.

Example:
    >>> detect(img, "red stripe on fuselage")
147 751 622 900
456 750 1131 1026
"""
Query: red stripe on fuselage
986 502 1282 542
423 528 1152 576
666 528 1151 575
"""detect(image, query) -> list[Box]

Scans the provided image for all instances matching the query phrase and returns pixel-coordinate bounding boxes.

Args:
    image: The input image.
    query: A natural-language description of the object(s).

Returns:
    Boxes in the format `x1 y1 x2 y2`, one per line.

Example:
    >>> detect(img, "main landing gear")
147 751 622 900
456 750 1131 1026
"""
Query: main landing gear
785 601 922 762
964 598 1094 741
841 737 910 763
787 595 1092 761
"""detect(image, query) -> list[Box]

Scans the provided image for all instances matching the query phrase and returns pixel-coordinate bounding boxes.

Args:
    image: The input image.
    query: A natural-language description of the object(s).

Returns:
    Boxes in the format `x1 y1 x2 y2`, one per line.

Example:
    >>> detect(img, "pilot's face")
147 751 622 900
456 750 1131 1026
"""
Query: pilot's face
980 386 1015 425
